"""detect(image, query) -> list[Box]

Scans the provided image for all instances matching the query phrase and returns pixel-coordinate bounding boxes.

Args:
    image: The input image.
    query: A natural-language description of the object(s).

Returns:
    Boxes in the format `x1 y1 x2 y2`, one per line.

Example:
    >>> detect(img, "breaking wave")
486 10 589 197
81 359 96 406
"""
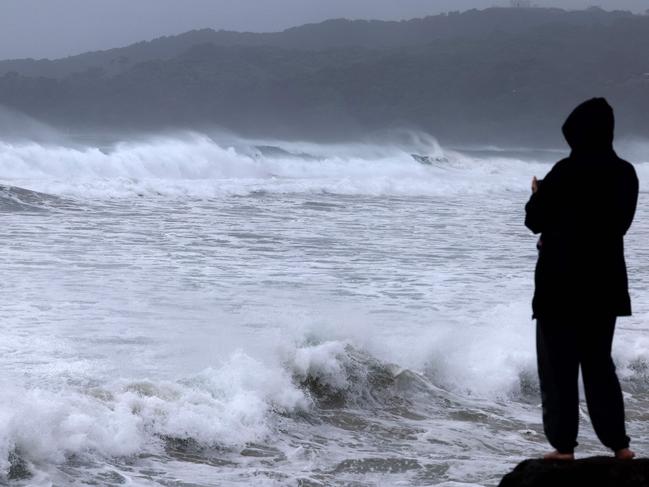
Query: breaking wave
0 342 438 483
3 130 649 485
0 132 562 200
5 331 649 484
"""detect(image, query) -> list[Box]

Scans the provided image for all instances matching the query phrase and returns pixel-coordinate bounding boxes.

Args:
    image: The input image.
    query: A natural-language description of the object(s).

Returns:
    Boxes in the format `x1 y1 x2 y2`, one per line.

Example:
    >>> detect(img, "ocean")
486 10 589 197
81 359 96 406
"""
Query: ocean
1 132 649 486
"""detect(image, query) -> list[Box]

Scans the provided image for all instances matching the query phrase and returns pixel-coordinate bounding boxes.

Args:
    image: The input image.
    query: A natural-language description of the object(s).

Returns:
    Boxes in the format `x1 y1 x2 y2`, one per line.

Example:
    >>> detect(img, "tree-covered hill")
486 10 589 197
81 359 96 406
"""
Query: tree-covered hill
1 7 648 146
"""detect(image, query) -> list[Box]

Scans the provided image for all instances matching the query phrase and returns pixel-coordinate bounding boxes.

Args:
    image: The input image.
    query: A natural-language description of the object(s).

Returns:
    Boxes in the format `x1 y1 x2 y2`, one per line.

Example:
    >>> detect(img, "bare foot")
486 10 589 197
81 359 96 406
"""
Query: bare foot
615 448 636 460
543 451 575 461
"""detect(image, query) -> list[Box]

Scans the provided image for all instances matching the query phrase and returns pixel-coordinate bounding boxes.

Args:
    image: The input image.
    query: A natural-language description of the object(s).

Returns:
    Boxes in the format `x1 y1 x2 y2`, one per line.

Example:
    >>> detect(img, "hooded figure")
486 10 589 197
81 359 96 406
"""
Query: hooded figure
526 98 638 319
525 98 638 459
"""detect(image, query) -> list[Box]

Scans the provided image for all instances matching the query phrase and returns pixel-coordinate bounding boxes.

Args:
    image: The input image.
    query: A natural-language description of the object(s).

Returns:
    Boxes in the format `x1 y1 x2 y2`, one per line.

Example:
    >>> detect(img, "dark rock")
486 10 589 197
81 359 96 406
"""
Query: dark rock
499 457 649 487
8 451 31 481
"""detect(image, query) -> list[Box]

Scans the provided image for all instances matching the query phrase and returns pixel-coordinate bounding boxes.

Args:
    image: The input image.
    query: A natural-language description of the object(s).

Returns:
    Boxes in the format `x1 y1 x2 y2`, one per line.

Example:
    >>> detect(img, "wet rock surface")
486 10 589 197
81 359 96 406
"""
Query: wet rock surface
499 457 649 487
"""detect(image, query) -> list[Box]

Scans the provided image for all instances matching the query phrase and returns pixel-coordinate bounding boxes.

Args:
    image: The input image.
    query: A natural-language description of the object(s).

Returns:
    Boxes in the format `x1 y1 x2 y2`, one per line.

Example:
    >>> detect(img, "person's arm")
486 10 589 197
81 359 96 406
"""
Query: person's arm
619 164 639 236
525 163 561 235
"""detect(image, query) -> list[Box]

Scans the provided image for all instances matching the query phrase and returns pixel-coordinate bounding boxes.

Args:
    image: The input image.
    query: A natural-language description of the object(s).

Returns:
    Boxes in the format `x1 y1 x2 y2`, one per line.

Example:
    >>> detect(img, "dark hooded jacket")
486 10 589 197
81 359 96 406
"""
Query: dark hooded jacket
525 98 638 318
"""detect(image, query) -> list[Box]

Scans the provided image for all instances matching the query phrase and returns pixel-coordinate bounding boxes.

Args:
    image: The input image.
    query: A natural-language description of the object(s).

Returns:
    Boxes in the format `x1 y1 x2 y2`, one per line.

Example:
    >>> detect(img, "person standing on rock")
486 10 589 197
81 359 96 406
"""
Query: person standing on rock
525 98 638 461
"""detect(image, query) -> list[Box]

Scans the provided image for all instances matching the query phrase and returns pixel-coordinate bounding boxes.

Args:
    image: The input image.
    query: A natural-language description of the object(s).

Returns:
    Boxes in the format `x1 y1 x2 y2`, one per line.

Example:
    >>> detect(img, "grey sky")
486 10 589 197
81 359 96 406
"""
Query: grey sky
1 0 647 60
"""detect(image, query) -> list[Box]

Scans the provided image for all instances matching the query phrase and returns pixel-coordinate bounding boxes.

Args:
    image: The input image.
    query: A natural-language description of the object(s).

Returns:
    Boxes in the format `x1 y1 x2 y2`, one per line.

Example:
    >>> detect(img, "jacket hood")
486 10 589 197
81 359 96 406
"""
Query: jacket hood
562 98 615 152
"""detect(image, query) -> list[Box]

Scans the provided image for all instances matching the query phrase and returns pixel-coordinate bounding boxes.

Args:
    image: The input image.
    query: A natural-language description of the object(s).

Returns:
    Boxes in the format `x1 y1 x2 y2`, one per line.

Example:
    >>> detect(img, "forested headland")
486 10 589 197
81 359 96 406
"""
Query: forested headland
1 7 648 146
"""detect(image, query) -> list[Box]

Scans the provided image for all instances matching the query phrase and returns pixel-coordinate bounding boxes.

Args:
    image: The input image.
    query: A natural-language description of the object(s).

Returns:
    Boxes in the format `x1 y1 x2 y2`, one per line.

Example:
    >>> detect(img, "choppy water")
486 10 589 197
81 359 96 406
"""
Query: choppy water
2 133 649 486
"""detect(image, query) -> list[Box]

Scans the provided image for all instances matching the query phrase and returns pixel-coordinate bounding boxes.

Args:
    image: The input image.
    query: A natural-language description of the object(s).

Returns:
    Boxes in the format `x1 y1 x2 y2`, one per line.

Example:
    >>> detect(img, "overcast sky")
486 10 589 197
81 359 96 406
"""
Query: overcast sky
1 0 646 60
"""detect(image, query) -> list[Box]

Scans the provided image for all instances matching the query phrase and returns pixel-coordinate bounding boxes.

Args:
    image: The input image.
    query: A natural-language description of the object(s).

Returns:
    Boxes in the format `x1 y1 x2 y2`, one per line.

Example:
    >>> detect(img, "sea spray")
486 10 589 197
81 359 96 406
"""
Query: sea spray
2 133 649 485
0 132 557 199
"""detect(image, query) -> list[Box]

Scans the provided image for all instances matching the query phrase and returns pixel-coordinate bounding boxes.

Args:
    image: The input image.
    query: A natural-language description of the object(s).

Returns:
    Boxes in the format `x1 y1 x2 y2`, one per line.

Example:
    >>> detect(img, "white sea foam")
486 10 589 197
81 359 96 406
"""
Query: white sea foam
2 132 649 485
0 132 558 200
0 349 314 479
0 338 419 481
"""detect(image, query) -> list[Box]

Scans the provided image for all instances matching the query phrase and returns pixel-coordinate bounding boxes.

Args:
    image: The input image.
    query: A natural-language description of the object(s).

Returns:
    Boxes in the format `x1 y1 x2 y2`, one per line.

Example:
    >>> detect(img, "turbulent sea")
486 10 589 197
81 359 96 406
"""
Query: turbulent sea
2 132 649 486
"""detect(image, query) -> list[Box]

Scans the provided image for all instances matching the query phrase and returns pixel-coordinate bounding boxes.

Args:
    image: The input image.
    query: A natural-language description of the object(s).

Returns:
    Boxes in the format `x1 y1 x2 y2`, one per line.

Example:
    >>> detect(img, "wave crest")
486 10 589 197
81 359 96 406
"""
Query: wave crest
0 133 556 199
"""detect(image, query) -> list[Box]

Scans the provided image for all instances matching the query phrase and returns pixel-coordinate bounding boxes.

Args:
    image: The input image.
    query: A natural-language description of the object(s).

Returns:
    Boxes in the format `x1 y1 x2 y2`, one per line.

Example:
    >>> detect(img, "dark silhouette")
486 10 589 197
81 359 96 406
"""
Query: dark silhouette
525 98 638 460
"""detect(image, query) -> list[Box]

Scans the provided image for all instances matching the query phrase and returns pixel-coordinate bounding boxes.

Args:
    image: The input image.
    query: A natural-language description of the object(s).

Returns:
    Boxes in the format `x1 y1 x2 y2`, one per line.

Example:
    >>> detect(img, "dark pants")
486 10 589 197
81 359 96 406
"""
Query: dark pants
536 315 630 454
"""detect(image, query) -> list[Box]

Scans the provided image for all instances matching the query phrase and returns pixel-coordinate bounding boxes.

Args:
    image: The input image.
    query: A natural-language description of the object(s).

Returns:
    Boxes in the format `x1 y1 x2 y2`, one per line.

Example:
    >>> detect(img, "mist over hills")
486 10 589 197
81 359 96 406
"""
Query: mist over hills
1 7 648 146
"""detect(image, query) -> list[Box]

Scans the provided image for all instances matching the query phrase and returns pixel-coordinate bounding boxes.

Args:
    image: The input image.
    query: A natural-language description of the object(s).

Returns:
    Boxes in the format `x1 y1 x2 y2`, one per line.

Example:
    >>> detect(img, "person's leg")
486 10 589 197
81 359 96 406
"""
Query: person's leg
537 318 580 455
579 315 631 454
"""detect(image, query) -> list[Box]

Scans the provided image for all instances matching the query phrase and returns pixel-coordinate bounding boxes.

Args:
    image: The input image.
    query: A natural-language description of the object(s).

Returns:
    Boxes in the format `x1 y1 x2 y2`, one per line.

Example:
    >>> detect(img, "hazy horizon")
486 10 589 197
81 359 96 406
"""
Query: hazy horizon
1 0 647 61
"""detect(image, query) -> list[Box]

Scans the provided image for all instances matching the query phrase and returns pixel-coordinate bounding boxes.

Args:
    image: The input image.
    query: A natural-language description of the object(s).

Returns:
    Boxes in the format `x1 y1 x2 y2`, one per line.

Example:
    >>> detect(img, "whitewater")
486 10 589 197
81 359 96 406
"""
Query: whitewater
1 132 649 486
